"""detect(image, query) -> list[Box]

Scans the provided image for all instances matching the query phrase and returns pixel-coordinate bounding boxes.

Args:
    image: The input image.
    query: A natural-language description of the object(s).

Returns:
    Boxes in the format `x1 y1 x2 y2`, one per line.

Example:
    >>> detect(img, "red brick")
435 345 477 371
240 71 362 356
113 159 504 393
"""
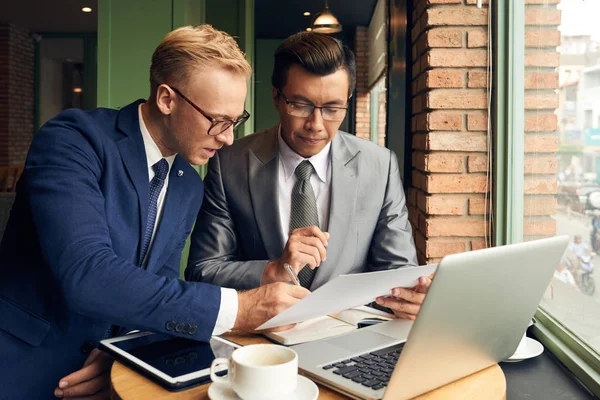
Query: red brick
426 70 464 88
413 152 464 173
426 217 488 237
525 9 561 26
524 196 557 216
420 194 466 215
525 30 561 48
525 114 557 132
427 49 488 68
471 239 488 250
428 89 487 109
524 177 558 195
428 0 462 3
525 52 560 67
467 29 488 48
468 70 488 88
525 72 559 89
524 156 558 174
426 28 462 48
524 218 557 236
468 196 490 215
525 134 558 153
467 113 488 131
468 154 488 173
525 93 559 110
466 0 489 4
429 111 463 130
425 240 467 258
428 174 488 194
413 132 488 151
426 8 488 26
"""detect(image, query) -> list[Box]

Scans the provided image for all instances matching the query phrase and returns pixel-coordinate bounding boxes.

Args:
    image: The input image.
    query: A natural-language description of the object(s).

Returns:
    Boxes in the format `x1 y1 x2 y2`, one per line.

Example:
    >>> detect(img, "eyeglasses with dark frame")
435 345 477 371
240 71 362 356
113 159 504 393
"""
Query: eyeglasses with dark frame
168 85 250 136
277 89 348 122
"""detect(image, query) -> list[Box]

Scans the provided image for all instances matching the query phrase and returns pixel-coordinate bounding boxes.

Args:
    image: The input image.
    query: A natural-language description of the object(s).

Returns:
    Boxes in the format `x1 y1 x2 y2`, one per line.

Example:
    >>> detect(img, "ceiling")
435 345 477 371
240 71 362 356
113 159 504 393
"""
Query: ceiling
0 0 376 38
255 0 378 39
0 0 98 33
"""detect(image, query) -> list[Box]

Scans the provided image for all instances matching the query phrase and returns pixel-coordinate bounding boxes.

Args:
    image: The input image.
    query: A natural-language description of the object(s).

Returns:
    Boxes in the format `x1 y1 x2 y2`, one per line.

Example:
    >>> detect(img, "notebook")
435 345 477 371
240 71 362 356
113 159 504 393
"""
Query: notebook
265 306 395 345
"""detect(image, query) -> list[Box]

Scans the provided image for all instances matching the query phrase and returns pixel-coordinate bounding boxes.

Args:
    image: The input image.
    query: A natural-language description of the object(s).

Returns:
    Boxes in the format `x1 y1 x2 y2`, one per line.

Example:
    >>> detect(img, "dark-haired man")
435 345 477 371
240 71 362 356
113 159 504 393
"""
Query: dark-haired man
187 32 429 319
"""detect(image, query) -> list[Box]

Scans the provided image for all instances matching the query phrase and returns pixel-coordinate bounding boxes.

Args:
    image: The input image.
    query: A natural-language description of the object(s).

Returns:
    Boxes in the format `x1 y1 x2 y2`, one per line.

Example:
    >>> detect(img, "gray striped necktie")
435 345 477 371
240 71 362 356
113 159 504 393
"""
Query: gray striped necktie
290 160 320 288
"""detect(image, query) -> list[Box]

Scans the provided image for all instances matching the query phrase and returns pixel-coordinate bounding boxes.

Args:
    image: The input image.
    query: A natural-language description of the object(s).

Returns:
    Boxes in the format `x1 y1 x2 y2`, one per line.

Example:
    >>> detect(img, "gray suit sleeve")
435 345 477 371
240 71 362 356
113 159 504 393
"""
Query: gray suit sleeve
367 150 418 270
186 152 267 290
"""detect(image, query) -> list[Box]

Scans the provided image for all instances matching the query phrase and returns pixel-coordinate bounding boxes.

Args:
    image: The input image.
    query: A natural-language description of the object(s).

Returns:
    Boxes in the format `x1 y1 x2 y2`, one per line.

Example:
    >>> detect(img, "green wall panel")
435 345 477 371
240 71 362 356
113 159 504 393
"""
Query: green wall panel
255 38 282 132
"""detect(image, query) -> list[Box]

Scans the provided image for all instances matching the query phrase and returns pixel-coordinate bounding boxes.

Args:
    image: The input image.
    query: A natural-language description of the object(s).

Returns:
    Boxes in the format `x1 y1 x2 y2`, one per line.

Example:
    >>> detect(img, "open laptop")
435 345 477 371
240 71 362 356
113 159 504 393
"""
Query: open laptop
293 235 569 400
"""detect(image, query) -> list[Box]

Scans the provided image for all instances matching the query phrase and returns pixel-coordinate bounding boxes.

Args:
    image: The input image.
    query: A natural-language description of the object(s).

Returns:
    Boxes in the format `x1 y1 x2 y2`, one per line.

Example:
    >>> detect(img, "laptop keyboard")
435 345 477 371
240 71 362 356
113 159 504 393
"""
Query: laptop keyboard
321 343 404 391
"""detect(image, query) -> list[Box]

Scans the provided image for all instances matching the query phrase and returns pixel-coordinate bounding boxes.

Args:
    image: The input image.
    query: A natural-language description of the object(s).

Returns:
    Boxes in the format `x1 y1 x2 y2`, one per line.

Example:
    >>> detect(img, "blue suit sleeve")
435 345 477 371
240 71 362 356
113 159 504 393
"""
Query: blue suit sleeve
25 112 222 342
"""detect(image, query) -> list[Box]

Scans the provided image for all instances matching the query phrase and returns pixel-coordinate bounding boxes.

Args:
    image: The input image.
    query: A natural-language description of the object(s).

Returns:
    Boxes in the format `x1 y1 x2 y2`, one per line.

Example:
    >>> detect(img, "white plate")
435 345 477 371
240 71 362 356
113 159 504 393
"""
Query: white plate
208 374 319 400
503 337 544 362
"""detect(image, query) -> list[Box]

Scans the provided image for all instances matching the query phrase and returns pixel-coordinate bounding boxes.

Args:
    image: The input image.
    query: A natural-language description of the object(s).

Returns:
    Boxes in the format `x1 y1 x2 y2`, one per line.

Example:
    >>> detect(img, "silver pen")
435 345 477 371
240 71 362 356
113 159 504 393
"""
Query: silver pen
283 263 301 286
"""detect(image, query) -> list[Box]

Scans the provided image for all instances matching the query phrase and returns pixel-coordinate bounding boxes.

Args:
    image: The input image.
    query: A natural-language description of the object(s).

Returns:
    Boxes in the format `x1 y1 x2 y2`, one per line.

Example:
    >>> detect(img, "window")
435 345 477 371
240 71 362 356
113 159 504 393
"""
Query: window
498 0 600 394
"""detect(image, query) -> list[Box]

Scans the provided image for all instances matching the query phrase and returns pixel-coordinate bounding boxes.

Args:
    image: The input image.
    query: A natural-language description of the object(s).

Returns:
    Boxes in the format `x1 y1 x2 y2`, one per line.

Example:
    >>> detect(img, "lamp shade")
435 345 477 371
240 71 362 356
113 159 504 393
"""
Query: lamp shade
311 2 342 34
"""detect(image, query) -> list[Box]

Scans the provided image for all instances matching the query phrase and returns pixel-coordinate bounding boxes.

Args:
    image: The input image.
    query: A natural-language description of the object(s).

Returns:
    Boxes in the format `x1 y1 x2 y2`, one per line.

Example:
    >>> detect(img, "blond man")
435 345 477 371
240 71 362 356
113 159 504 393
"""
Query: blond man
0 25 308 399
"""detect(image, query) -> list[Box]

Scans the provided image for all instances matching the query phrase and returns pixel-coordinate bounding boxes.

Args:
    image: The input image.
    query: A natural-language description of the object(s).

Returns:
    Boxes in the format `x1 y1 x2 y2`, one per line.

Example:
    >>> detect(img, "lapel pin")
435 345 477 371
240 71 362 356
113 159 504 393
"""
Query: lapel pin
177 170 184 177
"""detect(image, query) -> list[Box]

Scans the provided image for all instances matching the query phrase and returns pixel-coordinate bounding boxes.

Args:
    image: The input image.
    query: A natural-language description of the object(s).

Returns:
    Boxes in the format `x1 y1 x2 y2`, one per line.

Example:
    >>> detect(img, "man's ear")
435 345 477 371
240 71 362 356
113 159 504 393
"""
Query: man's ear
272 87 280 110
155 84 175 116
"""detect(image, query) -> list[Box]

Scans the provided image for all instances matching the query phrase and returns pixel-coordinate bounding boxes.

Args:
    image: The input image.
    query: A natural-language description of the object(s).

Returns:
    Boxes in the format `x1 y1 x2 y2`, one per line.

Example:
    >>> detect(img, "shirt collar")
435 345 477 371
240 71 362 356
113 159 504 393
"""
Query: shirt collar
277 124 331 183
138 104 176 173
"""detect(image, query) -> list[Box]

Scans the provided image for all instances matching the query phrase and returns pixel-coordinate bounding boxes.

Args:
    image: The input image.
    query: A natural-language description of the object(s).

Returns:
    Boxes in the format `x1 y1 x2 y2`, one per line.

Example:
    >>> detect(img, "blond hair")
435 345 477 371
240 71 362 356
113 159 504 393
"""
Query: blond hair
150 25 251 94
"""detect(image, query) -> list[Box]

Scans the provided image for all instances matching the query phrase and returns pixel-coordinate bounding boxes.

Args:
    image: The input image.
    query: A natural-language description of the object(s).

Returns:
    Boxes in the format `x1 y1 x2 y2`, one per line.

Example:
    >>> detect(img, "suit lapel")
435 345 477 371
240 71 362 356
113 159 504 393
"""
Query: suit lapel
248 126 285 259
318 133 360 282
145 156 188 273
115 100 149 260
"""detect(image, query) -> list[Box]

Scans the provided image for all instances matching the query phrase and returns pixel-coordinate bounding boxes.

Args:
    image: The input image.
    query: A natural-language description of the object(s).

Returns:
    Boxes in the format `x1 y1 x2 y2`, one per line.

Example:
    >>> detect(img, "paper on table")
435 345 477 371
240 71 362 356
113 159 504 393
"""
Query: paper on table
258 264 437 330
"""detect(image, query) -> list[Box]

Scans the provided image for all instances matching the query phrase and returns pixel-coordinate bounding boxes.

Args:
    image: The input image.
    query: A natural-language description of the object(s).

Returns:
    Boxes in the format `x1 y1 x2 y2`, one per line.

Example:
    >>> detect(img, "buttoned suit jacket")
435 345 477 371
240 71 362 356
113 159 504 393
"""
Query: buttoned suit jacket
0 100 221 398
187 125 418 290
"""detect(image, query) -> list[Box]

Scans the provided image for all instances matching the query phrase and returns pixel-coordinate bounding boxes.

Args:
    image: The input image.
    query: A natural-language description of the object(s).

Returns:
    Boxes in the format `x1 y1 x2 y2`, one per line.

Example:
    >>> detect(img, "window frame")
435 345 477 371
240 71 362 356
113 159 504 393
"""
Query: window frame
494 0 600 395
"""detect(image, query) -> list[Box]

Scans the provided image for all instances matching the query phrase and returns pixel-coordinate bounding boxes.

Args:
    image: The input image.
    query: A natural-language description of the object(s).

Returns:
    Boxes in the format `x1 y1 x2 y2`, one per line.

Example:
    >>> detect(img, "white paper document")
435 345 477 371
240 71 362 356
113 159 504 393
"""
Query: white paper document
258 264 437 330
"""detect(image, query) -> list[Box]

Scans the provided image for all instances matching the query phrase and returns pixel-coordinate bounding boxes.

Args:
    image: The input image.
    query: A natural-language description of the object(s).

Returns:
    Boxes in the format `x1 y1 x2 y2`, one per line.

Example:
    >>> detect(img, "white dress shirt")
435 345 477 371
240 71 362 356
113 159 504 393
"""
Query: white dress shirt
138 105 237 335
277 126 332 243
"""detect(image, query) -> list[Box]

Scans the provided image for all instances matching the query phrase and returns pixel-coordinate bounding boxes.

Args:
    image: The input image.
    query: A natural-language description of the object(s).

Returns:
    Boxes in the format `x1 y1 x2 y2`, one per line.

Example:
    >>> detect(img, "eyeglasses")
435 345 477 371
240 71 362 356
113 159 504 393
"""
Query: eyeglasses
169 86 250 135
277 89 348 122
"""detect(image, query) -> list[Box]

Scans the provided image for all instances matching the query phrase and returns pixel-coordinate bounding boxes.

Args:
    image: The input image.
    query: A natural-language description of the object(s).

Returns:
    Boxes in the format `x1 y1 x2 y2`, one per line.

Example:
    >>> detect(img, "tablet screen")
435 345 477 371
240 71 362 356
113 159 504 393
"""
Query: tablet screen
108 333 238 380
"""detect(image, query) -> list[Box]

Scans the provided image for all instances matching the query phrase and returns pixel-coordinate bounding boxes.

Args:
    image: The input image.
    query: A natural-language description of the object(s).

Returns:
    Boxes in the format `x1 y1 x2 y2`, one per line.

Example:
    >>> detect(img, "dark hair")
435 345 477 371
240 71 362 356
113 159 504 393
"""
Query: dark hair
271 32 356 96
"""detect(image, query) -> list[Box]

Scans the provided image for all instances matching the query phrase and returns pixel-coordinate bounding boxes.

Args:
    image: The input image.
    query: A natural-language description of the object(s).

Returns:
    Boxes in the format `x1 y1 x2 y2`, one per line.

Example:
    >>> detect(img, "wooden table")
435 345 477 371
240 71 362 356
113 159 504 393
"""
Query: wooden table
111 333 506 400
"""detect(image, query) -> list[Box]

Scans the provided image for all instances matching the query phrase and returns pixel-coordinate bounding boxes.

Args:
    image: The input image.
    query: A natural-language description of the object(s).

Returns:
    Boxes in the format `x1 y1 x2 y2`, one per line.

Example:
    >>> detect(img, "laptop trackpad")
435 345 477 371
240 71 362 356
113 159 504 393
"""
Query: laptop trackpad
324 330 396 354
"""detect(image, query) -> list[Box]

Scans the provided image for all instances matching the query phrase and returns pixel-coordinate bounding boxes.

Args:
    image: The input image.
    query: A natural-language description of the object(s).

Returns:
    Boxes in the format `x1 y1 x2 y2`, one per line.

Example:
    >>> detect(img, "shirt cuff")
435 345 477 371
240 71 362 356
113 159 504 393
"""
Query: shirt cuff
212 288 238 336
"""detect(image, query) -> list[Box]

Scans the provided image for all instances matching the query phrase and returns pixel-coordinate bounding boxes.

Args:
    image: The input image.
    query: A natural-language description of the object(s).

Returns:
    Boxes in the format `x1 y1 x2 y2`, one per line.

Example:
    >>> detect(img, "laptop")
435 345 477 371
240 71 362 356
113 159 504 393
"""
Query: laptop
293 236 569 400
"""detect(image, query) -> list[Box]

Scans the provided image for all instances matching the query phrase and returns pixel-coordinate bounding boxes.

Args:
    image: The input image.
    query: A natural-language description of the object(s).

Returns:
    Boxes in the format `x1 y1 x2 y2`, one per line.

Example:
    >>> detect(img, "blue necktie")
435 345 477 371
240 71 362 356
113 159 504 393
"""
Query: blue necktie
139 158 169 266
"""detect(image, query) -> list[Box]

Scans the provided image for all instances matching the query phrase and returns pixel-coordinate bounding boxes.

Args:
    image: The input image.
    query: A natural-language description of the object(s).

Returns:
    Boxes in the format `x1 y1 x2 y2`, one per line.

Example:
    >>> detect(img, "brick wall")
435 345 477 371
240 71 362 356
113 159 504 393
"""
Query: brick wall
523 0 560 240
408 0 490 264
354 26 370 140
407 0 560 264
0 24 35 167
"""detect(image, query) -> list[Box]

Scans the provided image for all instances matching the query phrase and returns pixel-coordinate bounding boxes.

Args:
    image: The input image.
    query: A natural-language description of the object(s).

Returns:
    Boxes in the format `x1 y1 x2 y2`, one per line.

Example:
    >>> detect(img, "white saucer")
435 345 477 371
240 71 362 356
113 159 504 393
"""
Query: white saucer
503 337 544 362
208 375 319 400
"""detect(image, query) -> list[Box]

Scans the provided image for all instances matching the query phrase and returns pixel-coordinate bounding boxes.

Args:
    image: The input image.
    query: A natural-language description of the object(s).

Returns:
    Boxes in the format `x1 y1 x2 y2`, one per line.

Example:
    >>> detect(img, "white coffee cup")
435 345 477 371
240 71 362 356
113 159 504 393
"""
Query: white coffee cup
210 344 298 400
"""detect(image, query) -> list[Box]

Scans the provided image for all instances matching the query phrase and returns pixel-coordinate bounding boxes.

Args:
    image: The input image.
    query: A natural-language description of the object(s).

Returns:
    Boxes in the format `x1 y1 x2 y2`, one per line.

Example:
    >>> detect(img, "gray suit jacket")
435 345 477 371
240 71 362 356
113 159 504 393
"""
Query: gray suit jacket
186 125 418 290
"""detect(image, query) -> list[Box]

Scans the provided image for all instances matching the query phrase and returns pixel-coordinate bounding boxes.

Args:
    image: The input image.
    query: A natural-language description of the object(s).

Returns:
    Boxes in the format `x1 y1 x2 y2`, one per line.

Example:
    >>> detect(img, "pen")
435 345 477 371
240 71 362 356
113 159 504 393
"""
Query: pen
284 263 301 286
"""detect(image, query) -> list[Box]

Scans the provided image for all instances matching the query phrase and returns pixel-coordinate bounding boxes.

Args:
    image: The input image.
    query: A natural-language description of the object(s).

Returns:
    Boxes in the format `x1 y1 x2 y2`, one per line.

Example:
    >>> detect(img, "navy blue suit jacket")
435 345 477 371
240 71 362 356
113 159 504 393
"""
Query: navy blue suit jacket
0 100 221 398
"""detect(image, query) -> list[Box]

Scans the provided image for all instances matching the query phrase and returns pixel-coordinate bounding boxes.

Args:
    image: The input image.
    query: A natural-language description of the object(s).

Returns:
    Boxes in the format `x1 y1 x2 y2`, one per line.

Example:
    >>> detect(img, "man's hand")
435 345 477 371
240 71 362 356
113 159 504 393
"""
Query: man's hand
54 348 114 399
261 226 329 285
234 282 310 332
375 273 434 320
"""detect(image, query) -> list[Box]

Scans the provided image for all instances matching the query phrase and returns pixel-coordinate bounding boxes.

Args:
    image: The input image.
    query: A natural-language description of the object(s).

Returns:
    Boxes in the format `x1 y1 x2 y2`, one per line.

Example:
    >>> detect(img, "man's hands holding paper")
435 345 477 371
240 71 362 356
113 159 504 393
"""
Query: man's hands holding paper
375 273 434 320
234 282 310 332
261 226 329 285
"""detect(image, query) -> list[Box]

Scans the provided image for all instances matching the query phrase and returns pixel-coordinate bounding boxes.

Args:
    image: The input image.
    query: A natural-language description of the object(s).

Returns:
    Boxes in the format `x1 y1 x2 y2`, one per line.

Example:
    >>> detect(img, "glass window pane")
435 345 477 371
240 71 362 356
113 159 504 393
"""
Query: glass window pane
526 0 600 354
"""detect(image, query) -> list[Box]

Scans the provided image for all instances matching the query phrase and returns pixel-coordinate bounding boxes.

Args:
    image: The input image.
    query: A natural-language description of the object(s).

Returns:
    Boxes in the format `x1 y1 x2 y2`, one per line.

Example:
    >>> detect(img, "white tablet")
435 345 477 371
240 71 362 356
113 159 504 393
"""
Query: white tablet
99 331 240 391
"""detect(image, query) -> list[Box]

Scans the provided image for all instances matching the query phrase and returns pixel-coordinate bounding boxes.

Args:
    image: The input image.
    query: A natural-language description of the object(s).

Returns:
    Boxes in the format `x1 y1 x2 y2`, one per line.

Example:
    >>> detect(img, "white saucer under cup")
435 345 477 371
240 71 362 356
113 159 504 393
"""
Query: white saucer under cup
208 374 319 400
